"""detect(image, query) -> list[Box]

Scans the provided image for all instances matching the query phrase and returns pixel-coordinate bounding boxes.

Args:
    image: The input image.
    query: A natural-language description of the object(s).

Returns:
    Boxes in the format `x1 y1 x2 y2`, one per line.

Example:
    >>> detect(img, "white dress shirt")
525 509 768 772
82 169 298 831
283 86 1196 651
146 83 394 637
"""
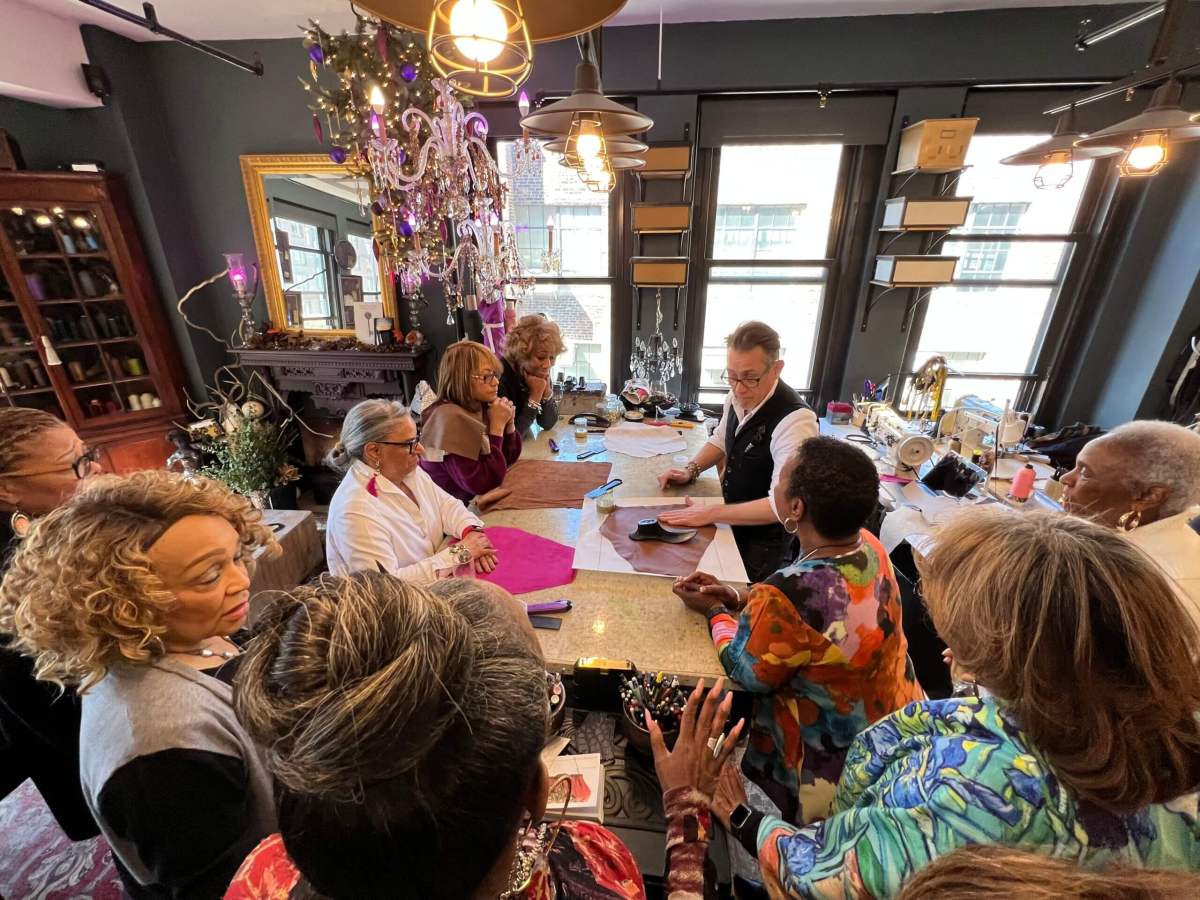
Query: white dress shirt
326 460 483 583
1126 504 1200 636
706 381 820 498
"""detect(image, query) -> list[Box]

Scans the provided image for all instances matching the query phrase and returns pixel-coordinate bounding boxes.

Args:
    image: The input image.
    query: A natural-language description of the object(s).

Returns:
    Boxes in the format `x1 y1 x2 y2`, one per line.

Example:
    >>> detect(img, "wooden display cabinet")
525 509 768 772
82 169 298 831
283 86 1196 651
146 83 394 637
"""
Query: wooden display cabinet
0 172 188 473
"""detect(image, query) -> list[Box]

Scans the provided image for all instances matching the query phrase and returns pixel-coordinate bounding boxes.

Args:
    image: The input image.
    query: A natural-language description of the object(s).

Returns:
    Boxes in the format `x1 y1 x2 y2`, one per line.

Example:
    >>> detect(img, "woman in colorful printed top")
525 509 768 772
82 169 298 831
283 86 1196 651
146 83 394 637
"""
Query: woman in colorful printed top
709 509 1200 898
228 573 689 900
674 436 922 825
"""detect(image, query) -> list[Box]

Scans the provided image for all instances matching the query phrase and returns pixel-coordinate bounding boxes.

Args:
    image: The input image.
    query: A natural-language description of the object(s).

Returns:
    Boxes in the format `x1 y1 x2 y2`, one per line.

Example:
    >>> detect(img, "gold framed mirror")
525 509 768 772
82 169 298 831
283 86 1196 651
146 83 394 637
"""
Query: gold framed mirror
240 154 397 337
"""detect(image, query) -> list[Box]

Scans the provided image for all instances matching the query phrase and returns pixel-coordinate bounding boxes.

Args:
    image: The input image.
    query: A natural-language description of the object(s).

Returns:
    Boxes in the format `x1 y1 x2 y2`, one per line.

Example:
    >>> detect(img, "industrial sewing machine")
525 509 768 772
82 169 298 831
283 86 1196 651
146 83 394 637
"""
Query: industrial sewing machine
938 396 1030 456
860 402 936 476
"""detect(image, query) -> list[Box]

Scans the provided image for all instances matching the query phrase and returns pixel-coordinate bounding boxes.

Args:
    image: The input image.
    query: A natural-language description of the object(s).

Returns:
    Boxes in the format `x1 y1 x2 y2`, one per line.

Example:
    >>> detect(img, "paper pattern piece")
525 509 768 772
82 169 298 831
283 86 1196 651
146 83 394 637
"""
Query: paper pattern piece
475 459 613 512
601 422 688 458
547 753 605 823
573 497 750 583
600 505 715 577
477 526 576 595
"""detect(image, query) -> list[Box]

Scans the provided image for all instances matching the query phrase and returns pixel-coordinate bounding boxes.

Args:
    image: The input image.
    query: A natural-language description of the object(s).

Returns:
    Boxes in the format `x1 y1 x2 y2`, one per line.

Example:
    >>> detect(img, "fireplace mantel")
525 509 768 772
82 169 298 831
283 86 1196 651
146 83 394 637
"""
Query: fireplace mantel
233 346 431 415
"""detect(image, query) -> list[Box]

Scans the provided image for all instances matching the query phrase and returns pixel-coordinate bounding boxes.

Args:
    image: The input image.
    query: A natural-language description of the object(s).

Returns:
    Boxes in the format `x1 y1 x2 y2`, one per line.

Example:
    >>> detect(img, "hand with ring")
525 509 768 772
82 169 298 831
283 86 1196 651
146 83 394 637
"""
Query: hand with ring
647 677 745 799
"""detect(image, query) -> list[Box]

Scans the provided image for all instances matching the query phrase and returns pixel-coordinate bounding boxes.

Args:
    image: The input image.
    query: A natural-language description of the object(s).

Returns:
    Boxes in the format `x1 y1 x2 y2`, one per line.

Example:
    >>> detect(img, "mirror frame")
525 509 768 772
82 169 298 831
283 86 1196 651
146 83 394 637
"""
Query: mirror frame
239 154 397 337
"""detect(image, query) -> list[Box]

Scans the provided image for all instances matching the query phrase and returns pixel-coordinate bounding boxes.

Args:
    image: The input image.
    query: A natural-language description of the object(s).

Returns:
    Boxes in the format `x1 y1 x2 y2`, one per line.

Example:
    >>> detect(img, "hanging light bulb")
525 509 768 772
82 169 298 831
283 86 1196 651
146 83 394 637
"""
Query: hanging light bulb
1120 131 1169 176
563 115 607 171
576 121 603 159
1034 149 1075 190
368 84 387 113
517 89 530 118
449 0 507 63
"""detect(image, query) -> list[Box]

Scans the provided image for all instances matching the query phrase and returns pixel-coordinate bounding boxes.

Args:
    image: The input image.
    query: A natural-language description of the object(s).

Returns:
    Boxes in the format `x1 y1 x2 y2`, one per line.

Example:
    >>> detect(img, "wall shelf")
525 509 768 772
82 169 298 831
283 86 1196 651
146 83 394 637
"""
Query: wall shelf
631 203 691 235
635 143 693 180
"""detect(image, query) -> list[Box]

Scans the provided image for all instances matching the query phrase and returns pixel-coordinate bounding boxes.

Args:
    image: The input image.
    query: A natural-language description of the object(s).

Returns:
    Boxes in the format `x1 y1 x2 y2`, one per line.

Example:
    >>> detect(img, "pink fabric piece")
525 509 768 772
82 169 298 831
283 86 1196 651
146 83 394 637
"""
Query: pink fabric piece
477 525 576 595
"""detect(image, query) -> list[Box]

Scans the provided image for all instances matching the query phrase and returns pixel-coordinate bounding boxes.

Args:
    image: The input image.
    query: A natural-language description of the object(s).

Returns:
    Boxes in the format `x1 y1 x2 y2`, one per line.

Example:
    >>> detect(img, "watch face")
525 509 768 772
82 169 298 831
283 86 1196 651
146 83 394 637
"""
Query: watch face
730 803 752 831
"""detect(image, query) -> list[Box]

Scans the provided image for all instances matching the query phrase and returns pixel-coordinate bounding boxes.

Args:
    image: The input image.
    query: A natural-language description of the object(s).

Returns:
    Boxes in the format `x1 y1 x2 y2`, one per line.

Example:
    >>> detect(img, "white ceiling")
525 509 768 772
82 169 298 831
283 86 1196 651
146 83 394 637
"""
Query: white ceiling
16 0 1131 42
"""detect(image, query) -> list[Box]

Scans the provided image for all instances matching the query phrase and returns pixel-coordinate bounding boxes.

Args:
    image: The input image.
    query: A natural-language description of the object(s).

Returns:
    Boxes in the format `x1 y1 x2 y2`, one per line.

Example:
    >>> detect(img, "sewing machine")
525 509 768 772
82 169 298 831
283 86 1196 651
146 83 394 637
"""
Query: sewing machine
938 396 1030 455
863 403 936 476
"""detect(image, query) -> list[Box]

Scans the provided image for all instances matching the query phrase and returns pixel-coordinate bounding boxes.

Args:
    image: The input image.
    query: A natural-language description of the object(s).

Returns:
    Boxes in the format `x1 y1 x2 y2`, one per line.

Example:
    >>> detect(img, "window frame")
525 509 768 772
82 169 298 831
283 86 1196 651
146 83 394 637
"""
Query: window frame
684 143 858 411
896 148 1113 414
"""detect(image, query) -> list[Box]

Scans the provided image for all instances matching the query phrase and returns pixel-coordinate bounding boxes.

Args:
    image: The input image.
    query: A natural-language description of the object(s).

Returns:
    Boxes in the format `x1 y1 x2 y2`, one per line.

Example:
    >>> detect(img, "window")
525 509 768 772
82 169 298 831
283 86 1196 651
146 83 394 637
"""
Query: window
498 140 614 387
273 215 338 330
347 230 382 302
909 134 1094 410
698 145 844 403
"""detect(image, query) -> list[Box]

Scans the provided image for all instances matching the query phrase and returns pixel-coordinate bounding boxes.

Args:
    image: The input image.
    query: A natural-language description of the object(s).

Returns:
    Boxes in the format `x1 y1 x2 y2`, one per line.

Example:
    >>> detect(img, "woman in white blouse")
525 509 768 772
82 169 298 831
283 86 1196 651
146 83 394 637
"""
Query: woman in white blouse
325 399 498 583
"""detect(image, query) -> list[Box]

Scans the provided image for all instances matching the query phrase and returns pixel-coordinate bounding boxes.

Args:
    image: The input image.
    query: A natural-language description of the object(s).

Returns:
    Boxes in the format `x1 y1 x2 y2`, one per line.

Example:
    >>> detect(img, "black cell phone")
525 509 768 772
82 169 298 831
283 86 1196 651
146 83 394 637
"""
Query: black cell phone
529 615 563 630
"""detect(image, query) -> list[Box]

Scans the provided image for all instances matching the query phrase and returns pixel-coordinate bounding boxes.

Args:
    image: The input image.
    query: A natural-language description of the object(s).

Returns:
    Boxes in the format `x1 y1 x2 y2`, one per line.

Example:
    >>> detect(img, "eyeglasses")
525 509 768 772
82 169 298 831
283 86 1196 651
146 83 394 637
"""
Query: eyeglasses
373 435 422 455
471 372 499 385
721 368 771 388
5 446 100 480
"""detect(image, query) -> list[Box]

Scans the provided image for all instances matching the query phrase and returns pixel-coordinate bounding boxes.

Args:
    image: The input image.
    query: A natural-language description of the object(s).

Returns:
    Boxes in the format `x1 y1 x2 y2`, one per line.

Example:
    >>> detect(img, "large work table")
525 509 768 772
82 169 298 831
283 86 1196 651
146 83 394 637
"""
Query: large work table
478 419 733 684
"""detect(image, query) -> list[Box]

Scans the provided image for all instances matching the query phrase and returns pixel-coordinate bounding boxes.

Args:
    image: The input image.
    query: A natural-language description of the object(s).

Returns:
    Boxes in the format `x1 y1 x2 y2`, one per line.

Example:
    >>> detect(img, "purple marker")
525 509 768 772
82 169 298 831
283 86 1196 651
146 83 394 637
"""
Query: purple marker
549 438 559 453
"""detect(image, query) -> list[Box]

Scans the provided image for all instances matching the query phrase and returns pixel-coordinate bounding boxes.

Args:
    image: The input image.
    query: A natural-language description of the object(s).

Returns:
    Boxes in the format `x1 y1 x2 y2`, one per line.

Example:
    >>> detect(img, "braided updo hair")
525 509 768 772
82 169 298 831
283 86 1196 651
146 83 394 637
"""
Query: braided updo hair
0 407 64 474
235 572 548 900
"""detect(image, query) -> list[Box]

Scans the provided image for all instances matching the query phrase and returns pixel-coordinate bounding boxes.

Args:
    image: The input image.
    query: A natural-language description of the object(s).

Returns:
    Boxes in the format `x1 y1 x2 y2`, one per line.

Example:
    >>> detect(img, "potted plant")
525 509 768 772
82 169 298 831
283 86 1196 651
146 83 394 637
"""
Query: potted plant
198 411 300 509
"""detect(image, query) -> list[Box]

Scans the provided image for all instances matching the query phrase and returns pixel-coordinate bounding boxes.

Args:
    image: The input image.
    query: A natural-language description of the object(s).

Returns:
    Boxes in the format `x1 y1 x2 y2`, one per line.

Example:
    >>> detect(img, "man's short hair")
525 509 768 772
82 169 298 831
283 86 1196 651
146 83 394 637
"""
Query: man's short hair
725 321 781 364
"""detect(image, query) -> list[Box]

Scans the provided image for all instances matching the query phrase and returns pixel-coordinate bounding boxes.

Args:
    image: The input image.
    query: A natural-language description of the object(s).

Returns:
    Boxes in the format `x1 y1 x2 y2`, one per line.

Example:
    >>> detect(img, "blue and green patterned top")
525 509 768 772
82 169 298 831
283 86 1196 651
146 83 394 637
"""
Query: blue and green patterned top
755 696 1200 898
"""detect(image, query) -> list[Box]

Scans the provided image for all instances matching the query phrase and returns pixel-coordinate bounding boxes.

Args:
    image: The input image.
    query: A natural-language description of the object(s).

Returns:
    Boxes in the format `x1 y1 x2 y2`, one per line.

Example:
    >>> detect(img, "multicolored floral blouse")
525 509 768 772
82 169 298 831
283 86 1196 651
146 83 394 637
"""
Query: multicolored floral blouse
224 821 646 900
709 529 923 824
754 696 1200 898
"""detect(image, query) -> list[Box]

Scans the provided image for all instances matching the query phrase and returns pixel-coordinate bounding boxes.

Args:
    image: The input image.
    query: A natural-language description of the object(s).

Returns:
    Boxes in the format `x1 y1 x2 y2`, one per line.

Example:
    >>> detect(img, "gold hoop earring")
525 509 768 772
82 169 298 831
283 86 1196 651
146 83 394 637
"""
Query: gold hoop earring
1118 509 1142 532
9 510 31 538
782 516 800 535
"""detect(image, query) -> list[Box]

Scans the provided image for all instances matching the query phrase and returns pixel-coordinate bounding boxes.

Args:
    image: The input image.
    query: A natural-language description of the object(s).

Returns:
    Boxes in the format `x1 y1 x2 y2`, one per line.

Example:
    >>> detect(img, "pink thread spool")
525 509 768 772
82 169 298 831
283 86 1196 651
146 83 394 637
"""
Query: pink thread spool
1009 463 1036 502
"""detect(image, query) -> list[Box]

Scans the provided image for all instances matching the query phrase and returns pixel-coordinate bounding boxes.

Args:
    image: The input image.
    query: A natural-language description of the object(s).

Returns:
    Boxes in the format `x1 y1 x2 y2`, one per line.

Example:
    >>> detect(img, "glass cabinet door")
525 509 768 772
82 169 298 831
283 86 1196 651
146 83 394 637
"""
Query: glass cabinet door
0 205 164 422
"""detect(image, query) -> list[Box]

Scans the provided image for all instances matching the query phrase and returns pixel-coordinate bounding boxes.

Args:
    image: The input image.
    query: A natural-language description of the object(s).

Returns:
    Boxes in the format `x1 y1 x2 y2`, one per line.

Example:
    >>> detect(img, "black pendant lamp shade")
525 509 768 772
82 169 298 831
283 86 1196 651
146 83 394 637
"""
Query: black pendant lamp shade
1075 79 1200 151
519 61 653 137
999 105 1122 165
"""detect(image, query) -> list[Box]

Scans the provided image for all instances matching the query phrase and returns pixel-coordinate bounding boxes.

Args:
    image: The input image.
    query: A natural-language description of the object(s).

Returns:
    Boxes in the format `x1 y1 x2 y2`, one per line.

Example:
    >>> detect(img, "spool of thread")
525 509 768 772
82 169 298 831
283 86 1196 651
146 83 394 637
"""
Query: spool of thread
139 392 155 409
0 366 14 388
0 320 15 345
1009 463 1036 502
88 399 104 417
67 360 86 383
125 357 144 376
127 393 142 410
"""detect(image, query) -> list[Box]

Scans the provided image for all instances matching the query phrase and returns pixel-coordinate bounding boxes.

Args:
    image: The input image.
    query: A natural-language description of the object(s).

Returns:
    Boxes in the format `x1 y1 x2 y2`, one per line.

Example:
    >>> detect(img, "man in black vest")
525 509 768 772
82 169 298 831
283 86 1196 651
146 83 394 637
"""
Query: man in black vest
658 321 818 581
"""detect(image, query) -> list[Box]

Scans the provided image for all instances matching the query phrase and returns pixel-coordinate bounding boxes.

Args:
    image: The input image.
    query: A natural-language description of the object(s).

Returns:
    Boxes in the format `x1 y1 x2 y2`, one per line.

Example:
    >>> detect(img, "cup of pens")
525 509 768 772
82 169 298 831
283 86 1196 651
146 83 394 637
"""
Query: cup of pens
619 671 686 756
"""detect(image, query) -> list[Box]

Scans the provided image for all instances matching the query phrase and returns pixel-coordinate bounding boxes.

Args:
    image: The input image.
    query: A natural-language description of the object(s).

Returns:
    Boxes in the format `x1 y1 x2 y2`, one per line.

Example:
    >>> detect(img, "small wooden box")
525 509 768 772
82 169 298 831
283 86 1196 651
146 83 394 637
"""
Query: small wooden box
631 203 691 234
873 255 958 287
640 144 691 178
894 118 978 174
881 196 973 231
631 257 688 286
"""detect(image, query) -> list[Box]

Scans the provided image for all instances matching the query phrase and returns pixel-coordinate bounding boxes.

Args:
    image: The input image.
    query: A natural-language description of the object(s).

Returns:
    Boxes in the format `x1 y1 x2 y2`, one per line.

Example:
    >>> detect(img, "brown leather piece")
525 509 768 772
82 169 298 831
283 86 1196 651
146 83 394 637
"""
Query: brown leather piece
600 505 716 577
475 459 614 512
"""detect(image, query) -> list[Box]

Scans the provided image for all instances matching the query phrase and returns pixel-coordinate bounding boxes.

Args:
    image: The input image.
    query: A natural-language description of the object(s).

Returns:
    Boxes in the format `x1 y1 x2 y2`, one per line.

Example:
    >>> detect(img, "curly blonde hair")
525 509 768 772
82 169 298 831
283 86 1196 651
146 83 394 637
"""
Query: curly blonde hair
504 315 566 368
918 509 1200 814
0 470 278 691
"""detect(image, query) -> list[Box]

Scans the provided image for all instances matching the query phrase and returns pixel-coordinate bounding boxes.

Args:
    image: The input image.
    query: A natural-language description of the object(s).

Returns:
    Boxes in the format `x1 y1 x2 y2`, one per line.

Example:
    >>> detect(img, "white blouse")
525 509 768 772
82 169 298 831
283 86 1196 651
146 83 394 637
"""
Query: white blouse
1127 504 1200 635
326 460 483 584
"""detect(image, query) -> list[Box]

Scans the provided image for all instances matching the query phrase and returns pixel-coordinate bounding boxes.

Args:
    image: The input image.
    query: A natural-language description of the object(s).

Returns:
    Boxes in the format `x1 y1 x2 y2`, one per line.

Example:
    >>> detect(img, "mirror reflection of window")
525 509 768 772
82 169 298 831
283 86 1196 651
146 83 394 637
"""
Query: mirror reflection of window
347 231 381 302
272 215 337 329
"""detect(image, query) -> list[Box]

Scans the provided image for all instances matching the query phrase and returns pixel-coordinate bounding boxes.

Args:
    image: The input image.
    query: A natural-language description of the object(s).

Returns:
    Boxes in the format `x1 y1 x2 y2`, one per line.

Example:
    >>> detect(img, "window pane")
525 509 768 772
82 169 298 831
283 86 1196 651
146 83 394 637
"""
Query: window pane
900 375 1025 411
283 246 335 330
347 233 382 298
713 145 843 260
700 283 823 389
953 135 1093 235
521 283 611 388
915 285 1056 374
708 265 827 281
944 240 1072 282
498 140 610 277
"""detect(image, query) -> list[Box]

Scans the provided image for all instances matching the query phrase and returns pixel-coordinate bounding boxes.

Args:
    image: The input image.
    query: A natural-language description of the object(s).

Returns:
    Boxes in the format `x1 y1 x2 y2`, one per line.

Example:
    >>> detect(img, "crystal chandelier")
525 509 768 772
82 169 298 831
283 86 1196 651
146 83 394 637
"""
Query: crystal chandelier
509 90 544 178
629 290 680 395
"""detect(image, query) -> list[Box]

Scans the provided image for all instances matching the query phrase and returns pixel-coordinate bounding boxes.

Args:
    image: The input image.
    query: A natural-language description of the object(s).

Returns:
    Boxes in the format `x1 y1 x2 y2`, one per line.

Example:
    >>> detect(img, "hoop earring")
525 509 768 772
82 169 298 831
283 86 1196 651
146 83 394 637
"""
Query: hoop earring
9 510 31 538
782 516 800 535
1118 509 1142 532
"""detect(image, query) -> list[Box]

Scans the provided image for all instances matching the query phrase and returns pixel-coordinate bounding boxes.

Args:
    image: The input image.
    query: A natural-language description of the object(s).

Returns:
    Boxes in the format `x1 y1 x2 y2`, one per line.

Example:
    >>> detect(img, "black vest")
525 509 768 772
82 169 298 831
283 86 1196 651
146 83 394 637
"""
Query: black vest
721 381 808 582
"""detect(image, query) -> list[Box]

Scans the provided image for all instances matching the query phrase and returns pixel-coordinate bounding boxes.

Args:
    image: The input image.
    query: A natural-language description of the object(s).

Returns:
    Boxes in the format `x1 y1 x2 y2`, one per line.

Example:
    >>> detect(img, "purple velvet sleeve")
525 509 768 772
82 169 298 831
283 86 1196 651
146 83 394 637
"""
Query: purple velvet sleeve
502 428 522 464
440 435 515 498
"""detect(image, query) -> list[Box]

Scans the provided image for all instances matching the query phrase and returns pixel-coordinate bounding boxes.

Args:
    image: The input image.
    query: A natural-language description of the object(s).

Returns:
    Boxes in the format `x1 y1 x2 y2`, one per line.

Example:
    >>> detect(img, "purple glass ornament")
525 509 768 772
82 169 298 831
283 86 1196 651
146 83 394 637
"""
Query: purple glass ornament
400 63 417 82
398 148 407 164
329 146 347 164
308 43 324 65
399 218 414 238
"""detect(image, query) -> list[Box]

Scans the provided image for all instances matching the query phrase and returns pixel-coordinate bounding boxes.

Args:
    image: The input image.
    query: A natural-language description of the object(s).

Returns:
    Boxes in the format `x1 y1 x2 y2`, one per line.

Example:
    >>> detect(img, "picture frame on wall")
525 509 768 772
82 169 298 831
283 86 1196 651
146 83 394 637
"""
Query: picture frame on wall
283 291 302 328
339 274 363 329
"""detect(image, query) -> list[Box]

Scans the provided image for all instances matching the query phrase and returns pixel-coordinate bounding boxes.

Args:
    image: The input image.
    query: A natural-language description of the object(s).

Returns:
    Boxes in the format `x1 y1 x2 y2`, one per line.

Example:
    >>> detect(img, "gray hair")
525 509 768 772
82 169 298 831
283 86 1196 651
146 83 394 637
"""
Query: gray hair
324 399 410 474
1103 420 1200 516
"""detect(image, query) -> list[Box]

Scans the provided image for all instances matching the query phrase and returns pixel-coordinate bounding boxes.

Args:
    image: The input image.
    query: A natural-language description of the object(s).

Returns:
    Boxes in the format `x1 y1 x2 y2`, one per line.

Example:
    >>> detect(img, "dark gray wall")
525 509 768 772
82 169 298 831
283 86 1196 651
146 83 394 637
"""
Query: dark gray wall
1 4 1194 425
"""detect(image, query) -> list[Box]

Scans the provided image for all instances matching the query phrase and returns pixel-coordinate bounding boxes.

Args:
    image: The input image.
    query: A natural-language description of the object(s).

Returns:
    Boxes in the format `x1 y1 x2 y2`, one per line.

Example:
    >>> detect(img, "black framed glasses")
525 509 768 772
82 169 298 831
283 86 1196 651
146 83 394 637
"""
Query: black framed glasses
6 445 100 480
471 372 500 385
720 369 771 388
373 435 422 455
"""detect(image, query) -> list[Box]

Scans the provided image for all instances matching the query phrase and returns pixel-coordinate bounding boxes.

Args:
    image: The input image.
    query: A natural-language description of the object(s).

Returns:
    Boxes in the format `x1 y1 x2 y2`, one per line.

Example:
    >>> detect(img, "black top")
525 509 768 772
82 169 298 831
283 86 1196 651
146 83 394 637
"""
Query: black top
103 655 250 900
497 356 559 437
0 514 99 840
721 381 808 582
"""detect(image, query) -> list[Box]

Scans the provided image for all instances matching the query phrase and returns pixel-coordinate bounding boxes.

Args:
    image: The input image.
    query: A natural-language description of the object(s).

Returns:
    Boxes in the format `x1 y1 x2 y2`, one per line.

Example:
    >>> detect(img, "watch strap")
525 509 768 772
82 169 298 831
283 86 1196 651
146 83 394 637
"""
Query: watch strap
732 807 765 857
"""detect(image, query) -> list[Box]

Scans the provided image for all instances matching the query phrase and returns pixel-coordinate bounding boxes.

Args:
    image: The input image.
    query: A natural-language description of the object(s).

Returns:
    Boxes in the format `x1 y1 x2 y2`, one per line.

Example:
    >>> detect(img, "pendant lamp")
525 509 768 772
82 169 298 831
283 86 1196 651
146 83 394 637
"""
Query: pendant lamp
519 61 653 138
999 105 1121 189
1075 78 1200 177
356 0 629 98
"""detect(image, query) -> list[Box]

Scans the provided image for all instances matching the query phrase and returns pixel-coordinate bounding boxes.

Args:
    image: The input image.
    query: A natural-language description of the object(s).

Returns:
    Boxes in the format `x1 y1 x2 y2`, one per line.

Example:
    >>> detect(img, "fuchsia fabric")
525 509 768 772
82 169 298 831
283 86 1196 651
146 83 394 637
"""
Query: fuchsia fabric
477 526 576 595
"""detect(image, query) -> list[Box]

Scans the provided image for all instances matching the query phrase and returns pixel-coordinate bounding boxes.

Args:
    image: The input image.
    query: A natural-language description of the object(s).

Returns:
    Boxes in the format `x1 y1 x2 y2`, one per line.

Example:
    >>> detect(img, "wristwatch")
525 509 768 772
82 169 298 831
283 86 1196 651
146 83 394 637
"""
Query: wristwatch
729 803 753 836
449 544 473 567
